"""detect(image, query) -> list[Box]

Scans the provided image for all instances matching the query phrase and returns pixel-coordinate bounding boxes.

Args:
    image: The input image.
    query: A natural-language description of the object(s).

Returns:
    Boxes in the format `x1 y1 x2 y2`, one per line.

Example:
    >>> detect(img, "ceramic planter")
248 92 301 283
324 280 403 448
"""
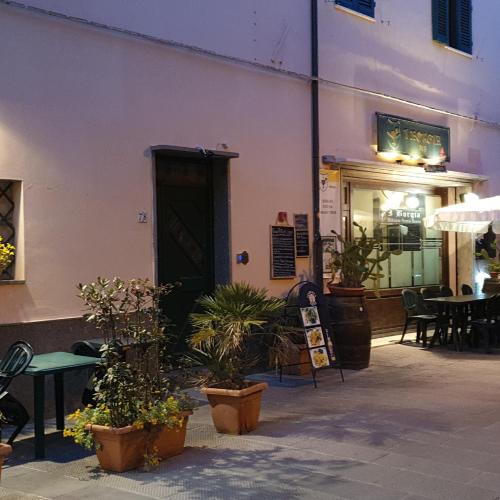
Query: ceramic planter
202 381 268 435
327 284 365 297
0 443 12 479
154 411 192 460
88 412 191 472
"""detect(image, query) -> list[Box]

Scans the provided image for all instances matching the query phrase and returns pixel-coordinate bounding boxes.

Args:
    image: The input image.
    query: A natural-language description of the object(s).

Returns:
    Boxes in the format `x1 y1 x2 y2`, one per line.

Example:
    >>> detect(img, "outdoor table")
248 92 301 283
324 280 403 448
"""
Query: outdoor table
424 293 493 351
24 352 99 459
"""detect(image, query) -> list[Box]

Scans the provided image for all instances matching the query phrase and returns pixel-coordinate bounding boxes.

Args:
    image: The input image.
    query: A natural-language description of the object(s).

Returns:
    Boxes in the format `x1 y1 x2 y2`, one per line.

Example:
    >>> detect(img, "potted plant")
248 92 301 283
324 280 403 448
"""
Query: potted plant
477 245 500 279
189 282 290 435
326 222 400 369
328 222 399 297
0 442 11 479
64 277 196 472
0 236 15 278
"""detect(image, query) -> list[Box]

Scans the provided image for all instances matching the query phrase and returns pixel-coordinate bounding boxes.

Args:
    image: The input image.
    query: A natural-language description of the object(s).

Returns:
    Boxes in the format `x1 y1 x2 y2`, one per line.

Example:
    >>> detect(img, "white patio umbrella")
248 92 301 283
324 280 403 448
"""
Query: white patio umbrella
425 196 500 233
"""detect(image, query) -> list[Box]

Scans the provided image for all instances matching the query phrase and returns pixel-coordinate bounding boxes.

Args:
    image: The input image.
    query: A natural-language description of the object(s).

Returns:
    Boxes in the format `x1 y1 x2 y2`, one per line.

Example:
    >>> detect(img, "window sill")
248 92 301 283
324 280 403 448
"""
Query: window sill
435 42 473 59
0 280 25 286
334 4 375 23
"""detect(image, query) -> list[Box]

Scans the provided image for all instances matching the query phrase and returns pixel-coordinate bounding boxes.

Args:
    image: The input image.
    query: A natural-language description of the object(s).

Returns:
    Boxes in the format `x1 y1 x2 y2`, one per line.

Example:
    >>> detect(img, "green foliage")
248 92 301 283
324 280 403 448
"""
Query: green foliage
189 282 291 390
65 277 196 452
0 237 14 276
477 243 500 274
329 222 401 294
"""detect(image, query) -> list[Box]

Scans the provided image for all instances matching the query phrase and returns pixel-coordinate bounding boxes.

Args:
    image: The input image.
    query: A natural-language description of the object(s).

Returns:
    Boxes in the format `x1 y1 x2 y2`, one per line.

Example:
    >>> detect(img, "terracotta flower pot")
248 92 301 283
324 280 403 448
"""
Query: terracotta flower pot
202 381 268 435
88 414 191 472
154 411 192 460
0 443 12 479
89 424 148 472
327 284 365 297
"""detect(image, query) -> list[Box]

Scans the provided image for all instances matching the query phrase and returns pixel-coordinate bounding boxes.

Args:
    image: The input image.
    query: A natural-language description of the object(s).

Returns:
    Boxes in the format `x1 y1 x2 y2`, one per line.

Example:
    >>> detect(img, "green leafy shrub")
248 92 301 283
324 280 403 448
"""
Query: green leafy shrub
64 277 196 456
189 282 291 390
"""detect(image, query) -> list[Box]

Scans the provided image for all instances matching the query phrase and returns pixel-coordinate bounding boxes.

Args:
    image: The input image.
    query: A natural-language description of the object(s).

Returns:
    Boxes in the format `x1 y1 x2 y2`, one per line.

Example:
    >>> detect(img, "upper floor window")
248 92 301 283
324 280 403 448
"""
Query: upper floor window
335 0 375 19
432 0 472 54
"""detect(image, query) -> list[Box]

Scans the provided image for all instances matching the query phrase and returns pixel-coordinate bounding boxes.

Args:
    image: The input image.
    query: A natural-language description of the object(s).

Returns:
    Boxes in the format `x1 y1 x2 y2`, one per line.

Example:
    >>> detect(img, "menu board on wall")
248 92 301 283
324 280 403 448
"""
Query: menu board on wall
270 225 296 279
293 214 310 258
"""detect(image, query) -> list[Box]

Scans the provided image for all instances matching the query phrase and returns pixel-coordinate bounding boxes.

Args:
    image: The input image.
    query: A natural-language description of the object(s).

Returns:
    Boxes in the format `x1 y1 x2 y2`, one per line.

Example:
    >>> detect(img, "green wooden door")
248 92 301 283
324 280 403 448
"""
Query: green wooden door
156 157 215 345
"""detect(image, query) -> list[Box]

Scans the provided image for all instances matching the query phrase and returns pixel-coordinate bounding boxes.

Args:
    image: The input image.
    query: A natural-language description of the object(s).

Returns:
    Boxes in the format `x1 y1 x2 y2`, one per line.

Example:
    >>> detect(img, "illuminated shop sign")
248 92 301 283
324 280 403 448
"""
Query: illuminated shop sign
376 113 450 163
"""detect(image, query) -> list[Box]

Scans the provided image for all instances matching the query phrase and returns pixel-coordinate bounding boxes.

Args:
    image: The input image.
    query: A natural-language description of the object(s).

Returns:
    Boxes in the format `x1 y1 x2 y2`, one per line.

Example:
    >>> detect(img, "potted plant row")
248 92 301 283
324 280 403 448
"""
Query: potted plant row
64 277 196 472
65 279 293 471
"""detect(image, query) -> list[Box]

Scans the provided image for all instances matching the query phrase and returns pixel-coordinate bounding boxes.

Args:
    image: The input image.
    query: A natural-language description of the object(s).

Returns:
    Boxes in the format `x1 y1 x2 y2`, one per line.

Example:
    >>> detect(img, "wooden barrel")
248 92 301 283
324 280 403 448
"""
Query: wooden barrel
326 293 371 369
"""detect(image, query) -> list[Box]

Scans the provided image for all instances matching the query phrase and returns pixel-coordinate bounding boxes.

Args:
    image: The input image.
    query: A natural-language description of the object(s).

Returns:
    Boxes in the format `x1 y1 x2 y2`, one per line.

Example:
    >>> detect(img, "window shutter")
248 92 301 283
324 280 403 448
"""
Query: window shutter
357 0 375 18
455 0 472 53
336 0 375 18
432 0 449 45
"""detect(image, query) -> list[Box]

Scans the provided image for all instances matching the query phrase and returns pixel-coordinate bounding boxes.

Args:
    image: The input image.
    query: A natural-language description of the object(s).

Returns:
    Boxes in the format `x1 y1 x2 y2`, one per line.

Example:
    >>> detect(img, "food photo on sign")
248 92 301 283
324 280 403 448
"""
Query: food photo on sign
300 306 320 327
310 347 330 369
305 327 326 348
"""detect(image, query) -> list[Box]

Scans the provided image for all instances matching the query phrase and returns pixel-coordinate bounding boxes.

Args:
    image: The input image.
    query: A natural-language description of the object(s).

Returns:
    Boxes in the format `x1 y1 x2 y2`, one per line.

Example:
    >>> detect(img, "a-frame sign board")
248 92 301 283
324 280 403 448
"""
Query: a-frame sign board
284 281 344 388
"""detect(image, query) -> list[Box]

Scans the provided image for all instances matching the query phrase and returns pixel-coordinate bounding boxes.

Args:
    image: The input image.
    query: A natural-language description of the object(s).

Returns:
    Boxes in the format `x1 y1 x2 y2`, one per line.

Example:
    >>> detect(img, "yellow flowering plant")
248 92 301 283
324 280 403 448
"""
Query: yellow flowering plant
64 398 185 454
0 237 15 276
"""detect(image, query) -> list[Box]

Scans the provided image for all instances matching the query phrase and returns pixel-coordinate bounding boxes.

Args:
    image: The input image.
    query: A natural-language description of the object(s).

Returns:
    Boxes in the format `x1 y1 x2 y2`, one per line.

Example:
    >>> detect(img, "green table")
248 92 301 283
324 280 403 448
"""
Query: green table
24 352 99 459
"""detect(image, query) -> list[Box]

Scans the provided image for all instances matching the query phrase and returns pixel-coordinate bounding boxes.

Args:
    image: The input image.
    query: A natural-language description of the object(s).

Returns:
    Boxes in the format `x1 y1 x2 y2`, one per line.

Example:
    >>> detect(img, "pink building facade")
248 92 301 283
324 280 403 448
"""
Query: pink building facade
0 0 498 344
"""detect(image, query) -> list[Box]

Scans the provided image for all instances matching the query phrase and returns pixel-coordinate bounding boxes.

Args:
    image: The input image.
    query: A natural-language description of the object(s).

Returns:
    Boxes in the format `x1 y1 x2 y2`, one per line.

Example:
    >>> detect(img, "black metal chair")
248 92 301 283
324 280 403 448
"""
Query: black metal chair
420 287 450 346
461 284 474 295
440 285 454 297
471 294 500 353
400 289 439 346
0 341 34 444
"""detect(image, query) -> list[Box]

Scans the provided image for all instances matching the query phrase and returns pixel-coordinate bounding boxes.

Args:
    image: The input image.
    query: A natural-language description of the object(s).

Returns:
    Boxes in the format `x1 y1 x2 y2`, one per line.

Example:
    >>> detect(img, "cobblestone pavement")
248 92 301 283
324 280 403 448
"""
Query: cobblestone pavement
3 342 500 499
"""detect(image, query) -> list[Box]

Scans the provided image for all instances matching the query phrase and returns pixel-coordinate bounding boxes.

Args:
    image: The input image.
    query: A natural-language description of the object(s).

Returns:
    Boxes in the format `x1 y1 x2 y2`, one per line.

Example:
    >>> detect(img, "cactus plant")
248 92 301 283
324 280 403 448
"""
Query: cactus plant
329 222 401 294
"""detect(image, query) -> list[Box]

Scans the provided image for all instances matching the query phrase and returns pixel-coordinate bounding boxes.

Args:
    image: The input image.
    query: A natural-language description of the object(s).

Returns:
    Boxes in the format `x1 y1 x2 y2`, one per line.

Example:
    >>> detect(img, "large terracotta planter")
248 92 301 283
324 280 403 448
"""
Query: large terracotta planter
0 443 12 479
202 381 268 435
89 424 148 472
270 343 311 376
327 284 365 297
88 413 191 472
154 411 192 460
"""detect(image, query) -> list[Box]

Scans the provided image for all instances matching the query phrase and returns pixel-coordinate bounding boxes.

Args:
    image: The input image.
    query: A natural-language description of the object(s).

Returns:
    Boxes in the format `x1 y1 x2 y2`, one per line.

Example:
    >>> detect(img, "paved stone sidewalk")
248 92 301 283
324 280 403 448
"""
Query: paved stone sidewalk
3 342 500 499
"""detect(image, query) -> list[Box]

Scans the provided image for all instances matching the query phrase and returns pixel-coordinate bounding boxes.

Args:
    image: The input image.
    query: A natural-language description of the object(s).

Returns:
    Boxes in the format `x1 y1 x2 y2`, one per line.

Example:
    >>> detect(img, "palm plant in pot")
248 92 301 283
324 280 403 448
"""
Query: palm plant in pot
189 282 290 435
64 277 196 472
326 222 401 369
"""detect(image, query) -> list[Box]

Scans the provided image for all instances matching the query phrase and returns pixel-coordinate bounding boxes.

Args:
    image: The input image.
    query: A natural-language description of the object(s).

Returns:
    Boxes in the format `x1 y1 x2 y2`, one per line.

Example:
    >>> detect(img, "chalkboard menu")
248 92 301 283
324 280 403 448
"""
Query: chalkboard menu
270 225 296 279
294 214 310 258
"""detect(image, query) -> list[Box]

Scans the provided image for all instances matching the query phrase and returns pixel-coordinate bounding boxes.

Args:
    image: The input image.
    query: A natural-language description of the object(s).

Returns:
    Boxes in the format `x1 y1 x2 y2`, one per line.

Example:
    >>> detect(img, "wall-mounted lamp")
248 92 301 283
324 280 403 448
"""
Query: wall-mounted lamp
236 251 249 265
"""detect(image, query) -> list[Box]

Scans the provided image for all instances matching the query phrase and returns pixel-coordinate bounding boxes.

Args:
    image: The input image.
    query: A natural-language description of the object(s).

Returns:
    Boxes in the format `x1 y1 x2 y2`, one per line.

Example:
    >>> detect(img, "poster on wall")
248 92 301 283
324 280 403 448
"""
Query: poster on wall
319 168 341 237
293 213 310 257
322 236 337 278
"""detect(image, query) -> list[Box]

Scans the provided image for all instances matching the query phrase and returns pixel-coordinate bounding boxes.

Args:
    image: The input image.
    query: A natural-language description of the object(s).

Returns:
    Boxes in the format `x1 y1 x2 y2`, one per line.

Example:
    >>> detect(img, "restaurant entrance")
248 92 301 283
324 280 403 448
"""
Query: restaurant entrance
343 178 449 333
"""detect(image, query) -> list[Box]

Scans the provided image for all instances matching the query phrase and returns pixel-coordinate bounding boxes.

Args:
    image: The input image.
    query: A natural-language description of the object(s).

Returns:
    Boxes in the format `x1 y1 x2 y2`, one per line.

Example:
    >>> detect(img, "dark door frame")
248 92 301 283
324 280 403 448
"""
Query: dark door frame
150 145 238 288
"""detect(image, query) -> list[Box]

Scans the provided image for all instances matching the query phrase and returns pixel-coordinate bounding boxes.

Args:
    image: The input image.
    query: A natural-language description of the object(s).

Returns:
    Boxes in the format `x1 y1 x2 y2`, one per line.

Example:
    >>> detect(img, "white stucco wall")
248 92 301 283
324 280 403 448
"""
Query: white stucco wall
2 0 500 326
0 6 312 323
318 1 500 195
12 0 311 75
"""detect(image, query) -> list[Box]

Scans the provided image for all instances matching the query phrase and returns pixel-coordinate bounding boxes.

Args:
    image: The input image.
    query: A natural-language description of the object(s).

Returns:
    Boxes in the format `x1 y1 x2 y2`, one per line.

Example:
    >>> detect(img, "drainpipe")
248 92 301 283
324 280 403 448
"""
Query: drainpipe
311 0 322 285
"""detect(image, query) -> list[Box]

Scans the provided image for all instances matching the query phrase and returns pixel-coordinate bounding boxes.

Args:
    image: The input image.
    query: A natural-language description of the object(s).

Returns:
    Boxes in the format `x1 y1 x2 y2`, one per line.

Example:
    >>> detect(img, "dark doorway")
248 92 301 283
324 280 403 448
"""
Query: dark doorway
155 151 230 345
